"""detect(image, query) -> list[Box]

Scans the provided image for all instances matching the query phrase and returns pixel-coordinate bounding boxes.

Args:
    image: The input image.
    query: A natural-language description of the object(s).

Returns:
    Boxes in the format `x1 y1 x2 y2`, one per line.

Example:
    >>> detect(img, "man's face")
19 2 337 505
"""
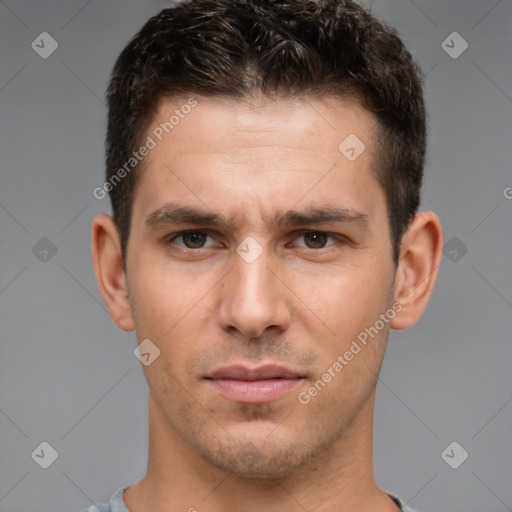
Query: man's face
125 95 398 477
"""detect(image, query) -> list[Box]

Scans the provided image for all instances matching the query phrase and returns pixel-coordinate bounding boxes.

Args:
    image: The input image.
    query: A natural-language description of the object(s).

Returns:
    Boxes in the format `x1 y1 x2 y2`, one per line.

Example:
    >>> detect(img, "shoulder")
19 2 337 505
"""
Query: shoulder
397 500 420 512
80 486 129 512
389 493 420 512
82 505 111 512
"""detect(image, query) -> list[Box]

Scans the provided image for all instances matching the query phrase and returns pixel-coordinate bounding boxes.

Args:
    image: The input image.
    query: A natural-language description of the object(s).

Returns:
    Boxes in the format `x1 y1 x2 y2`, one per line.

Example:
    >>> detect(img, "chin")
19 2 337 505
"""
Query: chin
207 447 307 479
195 429 325 480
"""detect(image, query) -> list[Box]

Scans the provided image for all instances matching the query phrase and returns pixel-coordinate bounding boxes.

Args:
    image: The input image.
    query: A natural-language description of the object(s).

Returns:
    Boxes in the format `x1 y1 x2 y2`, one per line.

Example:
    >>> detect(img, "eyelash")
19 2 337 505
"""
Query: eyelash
165 229 346 254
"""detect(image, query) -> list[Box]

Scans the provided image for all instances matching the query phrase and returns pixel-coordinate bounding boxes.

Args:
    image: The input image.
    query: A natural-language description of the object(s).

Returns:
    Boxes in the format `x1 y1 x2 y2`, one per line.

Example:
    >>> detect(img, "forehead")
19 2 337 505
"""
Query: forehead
132 94 384 226
151 93 377 156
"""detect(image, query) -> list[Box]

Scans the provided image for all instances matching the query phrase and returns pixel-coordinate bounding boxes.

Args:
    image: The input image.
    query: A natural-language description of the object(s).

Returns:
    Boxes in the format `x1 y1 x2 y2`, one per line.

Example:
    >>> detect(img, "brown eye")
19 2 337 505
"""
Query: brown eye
288 231 341 251
303 232 329 249
181 231 208 248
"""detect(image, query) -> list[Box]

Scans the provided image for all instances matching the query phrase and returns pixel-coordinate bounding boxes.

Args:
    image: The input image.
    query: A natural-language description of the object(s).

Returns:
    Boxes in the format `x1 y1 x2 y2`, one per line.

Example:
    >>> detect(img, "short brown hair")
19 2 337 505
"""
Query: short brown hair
105 0 426 265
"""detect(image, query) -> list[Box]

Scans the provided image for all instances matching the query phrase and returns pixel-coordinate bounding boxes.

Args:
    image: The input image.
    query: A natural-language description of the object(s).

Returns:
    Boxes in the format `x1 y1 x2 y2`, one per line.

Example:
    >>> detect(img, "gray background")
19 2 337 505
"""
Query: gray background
0 1 511 511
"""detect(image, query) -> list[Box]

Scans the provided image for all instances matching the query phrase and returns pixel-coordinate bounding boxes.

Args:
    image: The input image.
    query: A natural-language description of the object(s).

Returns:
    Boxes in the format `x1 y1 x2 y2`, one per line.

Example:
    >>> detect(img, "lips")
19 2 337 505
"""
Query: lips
208 364 302 381
206 364 304 404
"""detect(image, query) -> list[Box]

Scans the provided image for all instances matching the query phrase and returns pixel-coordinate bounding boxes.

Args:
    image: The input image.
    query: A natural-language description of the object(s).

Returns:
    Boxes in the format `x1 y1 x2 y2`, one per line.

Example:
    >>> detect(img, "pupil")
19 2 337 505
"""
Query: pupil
305 232 327 248
185 232 205 248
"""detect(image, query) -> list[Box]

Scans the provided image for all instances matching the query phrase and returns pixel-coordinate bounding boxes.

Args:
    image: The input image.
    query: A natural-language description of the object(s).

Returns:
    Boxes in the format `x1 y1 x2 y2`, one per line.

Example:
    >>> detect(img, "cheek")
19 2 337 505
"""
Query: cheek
130 256 214 337
128 261 222 394
143 357 195 430
292 262 391 340
305 266 393 400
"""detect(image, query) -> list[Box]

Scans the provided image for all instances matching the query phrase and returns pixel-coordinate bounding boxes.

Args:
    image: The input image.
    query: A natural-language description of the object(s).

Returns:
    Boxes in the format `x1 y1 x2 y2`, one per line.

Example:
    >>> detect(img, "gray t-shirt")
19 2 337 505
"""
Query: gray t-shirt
83 486 419 512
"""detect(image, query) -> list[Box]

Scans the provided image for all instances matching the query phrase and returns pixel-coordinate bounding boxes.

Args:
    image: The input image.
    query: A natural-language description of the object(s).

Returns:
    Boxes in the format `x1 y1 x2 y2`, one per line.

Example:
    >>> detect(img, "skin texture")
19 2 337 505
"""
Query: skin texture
91 94 443 512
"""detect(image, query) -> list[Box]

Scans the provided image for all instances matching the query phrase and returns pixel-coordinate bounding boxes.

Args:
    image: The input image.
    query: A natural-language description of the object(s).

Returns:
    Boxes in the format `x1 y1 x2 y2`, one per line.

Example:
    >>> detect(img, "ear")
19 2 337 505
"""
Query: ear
390 211 443 330
91 214 135 331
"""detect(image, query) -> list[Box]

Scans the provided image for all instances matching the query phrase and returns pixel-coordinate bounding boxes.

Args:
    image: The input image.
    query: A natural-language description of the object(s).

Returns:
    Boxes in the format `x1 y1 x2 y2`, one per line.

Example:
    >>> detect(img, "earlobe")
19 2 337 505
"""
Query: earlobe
91 214 135 331
390 212 443 330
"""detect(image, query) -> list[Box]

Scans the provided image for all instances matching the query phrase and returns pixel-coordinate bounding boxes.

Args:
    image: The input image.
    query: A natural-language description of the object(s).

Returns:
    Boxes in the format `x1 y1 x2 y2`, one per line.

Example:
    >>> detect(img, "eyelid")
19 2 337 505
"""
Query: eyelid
166 229 221 249
164 228 349 251
288 229 346 249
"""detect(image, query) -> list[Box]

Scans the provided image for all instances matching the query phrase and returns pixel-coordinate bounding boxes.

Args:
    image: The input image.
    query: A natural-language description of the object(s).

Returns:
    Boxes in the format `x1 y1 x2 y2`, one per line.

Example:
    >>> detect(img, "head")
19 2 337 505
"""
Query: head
104 0 427 267
92 0 442 480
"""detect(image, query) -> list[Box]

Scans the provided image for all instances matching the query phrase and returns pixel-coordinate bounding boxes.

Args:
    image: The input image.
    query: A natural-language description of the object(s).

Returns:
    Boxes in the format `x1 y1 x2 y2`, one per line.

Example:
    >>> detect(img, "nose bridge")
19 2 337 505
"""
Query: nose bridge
219 243 290 338
235 248 272 299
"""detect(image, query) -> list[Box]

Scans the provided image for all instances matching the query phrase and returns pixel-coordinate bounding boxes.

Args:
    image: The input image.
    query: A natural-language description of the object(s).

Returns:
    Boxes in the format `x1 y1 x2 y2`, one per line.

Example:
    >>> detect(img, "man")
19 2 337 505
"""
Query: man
89 0 443 510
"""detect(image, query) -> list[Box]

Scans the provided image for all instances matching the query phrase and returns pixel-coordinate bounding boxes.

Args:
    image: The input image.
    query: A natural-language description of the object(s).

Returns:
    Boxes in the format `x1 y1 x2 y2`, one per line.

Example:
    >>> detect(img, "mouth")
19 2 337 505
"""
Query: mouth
205 364 306 404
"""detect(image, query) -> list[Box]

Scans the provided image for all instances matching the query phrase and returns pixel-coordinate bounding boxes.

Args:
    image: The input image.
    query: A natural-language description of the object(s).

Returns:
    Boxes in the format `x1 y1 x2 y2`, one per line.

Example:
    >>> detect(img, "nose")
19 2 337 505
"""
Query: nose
218 248 291 340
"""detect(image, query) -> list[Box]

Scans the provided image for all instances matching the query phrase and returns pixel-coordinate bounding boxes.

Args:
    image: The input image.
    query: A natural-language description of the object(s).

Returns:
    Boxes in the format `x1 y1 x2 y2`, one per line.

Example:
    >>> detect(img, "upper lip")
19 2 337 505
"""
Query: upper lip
207 364 302 381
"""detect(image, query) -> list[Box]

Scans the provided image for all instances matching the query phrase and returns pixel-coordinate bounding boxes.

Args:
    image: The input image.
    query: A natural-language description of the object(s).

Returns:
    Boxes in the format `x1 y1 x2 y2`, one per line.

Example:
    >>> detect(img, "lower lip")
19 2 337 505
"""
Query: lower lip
207 378 303 403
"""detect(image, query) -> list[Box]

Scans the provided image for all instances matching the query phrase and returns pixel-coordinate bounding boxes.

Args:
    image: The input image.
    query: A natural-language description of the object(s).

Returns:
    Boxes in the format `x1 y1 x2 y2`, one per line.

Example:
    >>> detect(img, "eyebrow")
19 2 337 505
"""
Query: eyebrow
145 202 369 230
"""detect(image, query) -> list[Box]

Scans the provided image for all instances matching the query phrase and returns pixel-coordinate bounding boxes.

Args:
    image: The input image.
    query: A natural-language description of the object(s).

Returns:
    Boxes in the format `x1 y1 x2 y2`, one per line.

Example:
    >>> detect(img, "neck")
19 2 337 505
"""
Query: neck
124 392 399 512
